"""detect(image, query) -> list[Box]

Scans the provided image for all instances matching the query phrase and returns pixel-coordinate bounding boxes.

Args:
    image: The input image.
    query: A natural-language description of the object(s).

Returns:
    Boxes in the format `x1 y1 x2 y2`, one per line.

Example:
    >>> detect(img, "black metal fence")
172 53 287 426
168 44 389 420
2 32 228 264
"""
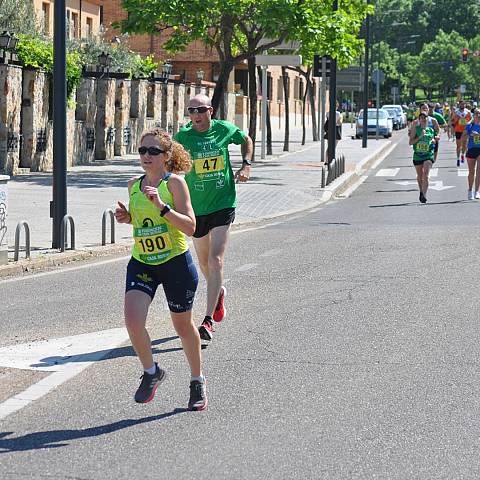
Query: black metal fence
321 154 345 188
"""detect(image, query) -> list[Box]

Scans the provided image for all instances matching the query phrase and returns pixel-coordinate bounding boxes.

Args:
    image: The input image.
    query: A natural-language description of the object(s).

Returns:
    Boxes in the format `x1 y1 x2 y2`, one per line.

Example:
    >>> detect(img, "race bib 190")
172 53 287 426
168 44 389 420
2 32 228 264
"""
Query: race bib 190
134 224 172 262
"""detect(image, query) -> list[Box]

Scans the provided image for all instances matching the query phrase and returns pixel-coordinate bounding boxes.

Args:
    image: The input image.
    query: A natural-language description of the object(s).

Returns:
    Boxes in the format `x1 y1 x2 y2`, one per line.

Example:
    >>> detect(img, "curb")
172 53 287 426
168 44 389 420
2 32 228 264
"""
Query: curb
0 140 396 279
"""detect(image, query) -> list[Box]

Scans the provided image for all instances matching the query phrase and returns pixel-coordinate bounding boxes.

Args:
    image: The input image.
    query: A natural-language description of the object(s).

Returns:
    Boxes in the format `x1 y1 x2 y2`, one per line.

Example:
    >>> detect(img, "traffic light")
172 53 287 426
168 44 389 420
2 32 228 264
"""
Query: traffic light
462 48 469 62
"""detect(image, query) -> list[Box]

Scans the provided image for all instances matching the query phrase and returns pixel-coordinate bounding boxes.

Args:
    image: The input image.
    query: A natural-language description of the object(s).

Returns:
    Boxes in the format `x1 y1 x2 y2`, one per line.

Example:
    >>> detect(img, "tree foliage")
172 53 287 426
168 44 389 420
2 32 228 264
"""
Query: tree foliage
0 0 38 35
117 0 369 115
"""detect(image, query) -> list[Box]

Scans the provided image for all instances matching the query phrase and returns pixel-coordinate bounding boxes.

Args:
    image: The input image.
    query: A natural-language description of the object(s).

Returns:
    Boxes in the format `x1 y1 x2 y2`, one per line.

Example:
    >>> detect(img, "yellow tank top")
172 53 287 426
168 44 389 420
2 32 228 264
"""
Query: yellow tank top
129 174 188 265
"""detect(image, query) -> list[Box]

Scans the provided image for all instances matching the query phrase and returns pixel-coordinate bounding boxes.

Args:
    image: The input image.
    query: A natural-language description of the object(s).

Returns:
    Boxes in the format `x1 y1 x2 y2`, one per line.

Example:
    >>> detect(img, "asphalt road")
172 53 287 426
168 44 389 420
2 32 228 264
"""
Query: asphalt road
1 131 479 479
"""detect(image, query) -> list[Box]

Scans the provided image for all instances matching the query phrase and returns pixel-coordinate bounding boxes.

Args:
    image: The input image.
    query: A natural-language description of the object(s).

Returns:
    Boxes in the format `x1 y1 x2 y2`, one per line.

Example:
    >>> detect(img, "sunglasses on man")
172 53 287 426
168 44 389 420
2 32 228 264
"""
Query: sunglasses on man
138 146 165 156
187 106 210 114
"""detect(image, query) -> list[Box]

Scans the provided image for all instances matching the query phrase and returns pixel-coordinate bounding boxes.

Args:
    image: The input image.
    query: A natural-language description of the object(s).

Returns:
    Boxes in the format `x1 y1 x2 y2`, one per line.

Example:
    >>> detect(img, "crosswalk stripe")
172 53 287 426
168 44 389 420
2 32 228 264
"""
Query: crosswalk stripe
458 170 468 177
376 168 400 177
429 168 438 177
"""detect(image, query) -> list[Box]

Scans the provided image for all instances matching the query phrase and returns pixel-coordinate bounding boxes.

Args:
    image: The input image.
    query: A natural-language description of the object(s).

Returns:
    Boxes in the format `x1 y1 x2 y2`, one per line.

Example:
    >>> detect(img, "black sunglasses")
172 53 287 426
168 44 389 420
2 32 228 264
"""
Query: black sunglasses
187 106 210 114
138 146 165 156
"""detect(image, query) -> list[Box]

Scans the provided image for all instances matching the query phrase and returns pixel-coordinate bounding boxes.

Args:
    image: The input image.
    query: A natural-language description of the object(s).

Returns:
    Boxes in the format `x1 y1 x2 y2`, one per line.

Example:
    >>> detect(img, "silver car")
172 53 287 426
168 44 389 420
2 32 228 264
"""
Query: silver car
355 109 393 138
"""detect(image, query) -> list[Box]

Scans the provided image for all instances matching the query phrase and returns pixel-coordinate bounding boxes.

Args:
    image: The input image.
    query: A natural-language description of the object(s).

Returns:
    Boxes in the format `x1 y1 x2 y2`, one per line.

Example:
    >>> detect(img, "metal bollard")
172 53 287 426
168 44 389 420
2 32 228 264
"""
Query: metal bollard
14 221 30 261
60 215 75 252
102 208 116 246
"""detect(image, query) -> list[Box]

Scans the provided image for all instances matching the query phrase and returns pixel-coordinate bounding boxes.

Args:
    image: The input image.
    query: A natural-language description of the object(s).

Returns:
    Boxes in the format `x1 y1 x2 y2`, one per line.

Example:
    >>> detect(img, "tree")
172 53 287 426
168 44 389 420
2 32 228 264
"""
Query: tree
0 0 38 35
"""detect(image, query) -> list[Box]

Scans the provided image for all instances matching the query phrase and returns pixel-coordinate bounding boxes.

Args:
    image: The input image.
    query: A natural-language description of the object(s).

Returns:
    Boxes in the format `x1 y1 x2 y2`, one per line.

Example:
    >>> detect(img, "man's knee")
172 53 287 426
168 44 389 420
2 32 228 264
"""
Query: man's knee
208 254 224 272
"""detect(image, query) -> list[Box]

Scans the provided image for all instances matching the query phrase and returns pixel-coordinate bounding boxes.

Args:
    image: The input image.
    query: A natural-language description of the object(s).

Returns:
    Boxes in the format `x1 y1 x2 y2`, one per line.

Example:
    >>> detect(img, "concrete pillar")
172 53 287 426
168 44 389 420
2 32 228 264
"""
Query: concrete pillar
0 65 22 175
114 79 131 156
147 80 163 125
162 83 175 134
20 69 49 170
173 83 186 134
76 77 97 164
130 79 149 145
0 175 9 264
95 78 116 160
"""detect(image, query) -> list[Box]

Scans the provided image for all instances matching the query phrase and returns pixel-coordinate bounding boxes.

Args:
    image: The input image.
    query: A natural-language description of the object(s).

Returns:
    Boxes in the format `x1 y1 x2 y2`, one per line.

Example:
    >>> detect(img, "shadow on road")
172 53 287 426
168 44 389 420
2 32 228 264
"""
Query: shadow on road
0 408 188 452
30 336 181 368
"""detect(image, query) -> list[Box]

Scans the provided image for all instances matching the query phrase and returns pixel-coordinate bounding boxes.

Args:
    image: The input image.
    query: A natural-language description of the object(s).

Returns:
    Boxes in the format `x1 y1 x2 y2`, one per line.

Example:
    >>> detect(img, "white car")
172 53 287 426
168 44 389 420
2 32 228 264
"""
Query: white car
355 109 393 138
382 104 407 129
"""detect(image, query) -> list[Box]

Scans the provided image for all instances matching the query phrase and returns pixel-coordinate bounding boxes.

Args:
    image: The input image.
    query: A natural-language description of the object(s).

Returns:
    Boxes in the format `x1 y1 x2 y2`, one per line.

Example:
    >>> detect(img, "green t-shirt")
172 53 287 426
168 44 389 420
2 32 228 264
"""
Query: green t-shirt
413 125 435 161
175 120 246 216
431 111 446 126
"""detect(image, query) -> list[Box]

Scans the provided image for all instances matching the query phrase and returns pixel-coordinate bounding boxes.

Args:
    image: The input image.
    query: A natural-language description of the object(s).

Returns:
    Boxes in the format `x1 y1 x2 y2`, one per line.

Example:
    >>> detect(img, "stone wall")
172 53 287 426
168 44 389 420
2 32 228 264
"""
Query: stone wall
0 65 267 175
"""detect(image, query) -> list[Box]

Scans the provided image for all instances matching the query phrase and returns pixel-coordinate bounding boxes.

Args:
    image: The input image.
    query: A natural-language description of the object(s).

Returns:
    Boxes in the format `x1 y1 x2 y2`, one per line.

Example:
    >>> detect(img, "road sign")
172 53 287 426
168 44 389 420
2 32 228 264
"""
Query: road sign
313 55 331 77
459 84 466 93
391 86 399 95
255 54 302 66
257 38 301 50
336 66 363 90
372 69 385 85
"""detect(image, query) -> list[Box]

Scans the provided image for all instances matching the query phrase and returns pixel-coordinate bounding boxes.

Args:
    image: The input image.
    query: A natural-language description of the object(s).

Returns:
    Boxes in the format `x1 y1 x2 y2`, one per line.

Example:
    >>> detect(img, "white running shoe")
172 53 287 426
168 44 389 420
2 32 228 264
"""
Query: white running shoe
468 190 475 200
476 191 480 200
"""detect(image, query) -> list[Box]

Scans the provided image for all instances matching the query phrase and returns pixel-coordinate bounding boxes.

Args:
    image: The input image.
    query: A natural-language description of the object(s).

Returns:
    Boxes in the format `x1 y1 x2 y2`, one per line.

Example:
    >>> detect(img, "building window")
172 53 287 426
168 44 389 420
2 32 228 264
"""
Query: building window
86 17 93 38
72 12 79 38
66 9 71 38
277 77 284 102
42 2 50 35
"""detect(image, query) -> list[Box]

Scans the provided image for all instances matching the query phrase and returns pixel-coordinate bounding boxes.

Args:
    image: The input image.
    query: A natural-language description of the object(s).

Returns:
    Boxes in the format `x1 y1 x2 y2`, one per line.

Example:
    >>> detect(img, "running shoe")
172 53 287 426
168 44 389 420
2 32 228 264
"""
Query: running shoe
461 154 465 163
212 286 227 322
468 190 475 200
419 192 427 204
188 380 208 411
134 363 166 403
198 317 214 340
457 159 460 167
475 191 480 200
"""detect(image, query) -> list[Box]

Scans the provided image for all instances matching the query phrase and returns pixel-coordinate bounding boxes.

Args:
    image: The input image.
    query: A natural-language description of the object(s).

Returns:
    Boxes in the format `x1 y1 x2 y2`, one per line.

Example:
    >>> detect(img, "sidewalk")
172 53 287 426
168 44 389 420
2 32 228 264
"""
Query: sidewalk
1 122 394 277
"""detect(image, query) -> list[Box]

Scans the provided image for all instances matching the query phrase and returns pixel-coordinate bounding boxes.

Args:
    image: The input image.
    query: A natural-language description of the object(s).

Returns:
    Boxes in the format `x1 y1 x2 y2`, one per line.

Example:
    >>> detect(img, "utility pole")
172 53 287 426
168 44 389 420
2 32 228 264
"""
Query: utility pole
362 0 370 148
327 0 338 163
52 0 67 248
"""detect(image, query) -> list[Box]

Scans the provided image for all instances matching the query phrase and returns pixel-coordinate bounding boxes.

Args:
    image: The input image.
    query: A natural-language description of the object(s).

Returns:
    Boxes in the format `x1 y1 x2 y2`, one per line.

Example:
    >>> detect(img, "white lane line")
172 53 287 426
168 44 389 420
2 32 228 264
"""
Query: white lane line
1 255 131 284
233 263 258 273
429 168 438 177
458 170 468 177
336 175 368 199
376 168 400 177
0 328 129 420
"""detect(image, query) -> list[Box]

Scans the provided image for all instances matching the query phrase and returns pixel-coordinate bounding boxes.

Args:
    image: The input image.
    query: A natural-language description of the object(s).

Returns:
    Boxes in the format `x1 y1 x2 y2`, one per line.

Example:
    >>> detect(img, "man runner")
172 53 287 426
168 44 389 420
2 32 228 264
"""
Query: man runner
175 94 254 341
453 100 472 166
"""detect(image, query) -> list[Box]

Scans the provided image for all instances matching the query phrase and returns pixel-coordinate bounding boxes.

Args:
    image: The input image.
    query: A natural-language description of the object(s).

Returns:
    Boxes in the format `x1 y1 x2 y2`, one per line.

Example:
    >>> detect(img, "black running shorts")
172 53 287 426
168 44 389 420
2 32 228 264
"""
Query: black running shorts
193 208 235 238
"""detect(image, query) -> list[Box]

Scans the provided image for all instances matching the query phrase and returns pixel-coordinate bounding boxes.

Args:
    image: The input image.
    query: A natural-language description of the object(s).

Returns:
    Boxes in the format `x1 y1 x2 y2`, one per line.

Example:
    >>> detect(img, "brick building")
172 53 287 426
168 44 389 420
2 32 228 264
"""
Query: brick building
33 0 102 38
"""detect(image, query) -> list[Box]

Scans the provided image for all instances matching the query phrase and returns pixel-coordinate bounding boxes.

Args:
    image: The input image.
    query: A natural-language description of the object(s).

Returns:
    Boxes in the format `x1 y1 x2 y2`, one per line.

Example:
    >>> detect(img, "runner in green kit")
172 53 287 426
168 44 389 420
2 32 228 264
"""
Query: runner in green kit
409 112 437 203
428 103 446 162
175 94 254 340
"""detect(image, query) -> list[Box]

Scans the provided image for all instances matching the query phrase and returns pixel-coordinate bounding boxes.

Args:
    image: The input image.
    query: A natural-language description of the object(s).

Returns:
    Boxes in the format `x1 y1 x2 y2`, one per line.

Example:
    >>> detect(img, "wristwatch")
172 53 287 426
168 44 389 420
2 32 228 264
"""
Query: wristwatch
160 204 171 217
242 158 252 166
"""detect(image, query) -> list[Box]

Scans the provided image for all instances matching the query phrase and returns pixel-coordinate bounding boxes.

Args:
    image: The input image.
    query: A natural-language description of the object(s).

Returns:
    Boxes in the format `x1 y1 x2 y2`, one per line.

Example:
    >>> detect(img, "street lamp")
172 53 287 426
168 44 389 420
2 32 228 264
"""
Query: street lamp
97 51 112 73
0 31 18 64
159 62 172 83
196 68 205 84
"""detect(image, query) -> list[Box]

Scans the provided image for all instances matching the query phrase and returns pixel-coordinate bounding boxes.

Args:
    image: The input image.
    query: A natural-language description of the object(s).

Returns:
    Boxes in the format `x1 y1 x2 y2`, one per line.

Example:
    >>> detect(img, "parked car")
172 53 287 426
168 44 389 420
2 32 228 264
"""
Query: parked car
382 104 407 129
355 109 393 138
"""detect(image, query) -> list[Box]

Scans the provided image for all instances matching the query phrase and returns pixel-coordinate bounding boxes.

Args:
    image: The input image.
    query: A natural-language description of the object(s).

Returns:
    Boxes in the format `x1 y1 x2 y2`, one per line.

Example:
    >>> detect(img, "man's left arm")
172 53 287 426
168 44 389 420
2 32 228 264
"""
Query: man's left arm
235 135 254 182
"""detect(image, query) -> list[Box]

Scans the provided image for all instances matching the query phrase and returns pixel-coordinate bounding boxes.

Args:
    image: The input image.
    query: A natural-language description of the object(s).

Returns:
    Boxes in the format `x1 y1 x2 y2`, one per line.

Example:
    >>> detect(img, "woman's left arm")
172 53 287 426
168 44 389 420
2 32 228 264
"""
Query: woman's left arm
163 175 196 236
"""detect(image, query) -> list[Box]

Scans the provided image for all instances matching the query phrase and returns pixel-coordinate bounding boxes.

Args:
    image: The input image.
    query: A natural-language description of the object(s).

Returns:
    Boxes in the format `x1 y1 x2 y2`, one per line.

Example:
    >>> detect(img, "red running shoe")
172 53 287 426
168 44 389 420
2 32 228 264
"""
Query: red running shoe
213 286 227 322
198 317 214 340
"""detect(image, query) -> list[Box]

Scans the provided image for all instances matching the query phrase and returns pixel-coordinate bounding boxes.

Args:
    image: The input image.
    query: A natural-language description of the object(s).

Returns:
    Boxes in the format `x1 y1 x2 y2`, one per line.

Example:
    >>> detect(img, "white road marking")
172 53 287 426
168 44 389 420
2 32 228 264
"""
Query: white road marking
429 168 438 177
458 170 468 177
233 263 258 272
429 180 455 191
0 328 129 420
376 168 400 177
1 255 131 284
